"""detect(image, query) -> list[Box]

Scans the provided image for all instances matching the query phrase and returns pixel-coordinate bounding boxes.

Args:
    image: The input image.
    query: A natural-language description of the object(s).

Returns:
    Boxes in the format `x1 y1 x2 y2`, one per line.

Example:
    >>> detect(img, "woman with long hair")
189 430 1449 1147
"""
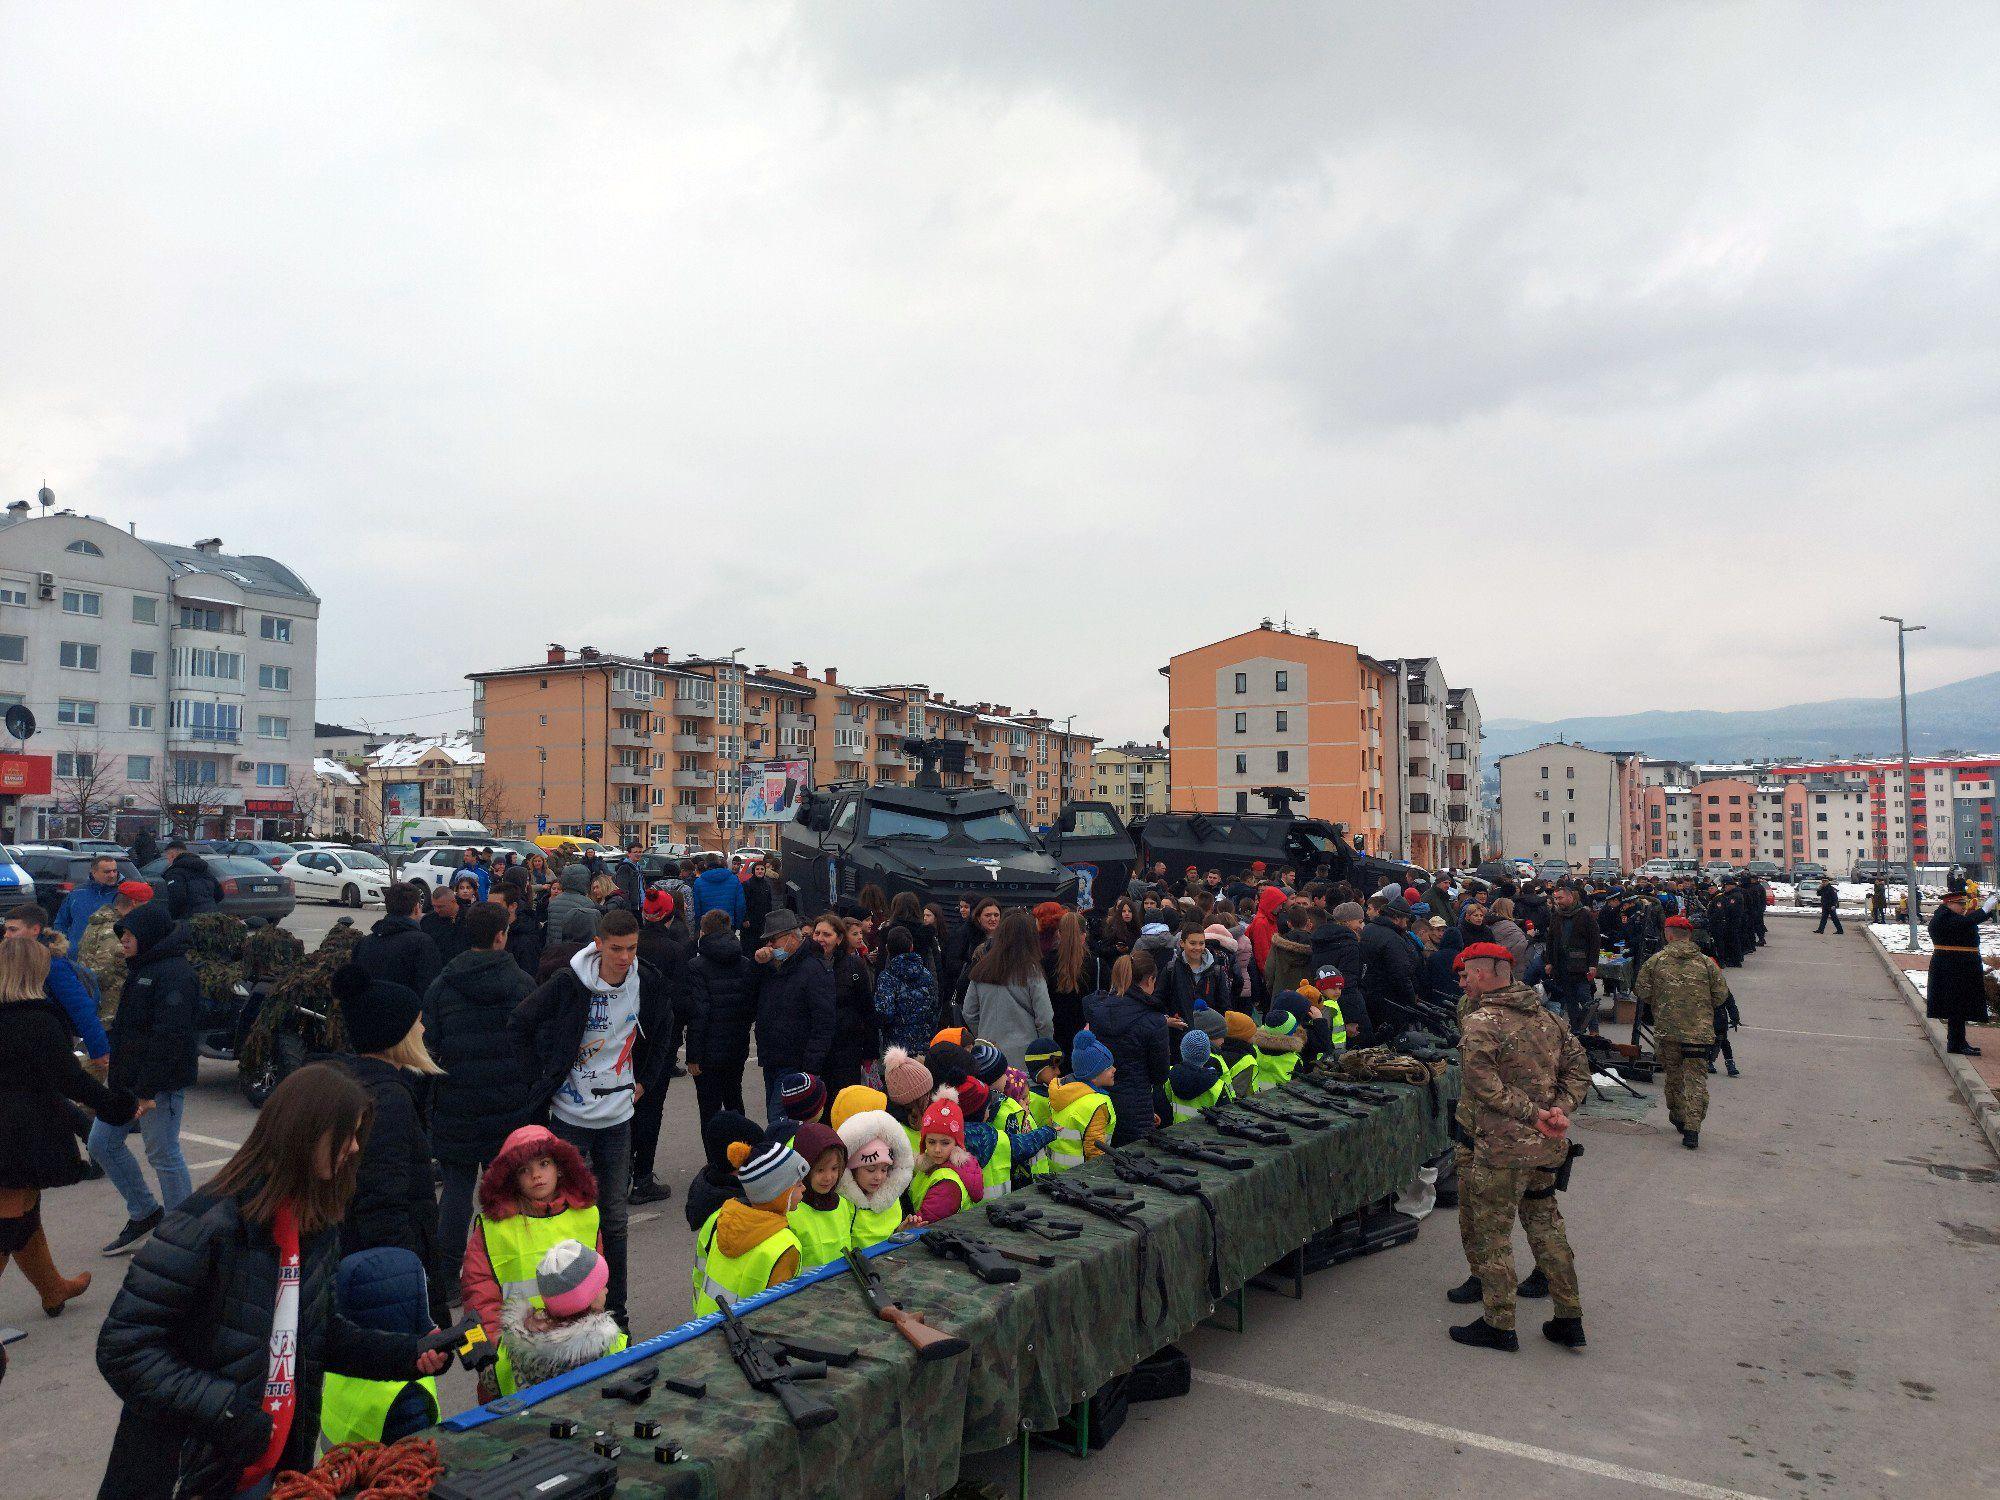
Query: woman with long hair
1044 910 1103 1054
1082 951 1171 1145
0 934 143 1322
96 1064 447 1499
813 913 878 1092
962 908 1054 1067
946 896 1004 1015
1100 896 1140 957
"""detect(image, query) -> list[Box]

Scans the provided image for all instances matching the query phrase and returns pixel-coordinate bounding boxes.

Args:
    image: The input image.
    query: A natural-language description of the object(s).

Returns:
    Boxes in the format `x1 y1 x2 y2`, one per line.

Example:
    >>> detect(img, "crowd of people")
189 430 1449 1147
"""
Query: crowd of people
5 828 1992 1494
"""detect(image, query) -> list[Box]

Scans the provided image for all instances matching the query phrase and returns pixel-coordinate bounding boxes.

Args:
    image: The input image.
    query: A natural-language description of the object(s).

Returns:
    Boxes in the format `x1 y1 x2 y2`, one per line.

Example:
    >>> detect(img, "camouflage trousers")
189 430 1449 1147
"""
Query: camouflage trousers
1658 1036 1709 1132
1459 1158 1581 1330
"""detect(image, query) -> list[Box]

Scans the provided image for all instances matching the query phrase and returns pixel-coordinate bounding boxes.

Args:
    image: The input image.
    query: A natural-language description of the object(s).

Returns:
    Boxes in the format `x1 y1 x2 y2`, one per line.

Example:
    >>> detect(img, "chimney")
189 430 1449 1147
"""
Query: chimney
644 645 671 665
193 537 223 554
792 662 807 676
546 643 567 664
579 645 600 660
822 667 838 685
754 663 768 675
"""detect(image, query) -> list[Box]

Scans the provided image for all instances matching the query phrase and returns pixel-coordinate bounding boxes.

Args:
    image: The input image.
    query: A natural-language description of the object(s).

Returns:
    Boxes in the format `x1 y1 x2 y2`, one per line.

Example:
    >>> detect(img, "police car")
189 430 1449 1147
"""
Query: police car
0 845 34 914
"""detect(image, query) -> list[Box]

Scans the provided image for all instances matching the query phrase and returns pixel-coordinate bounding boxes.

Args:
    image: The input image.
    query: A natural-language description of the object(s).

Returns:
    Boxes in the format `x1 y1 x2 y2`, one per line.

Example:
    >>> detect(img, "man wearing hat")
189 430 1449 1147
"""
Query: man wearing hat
1634 916 1731 1148
1449 942 1588 1353
1926 886 2000 1056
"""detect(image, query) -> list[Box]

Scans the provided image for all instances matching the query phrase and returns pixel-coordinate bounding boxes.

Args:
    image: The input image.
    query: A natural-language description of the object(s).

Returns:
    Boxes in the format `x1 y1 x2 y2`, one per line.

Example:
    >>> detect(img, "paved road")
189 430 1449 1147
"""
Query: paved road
4 921 1995 1497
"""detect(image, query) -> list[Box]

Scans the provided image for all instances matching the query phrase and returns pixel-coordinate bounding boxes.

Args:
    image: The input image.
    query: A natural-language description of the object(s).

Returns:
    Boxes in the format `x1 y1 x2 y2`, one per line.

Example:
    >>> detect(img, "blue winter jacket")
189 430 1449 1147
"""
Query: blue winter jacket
689 866 746 926
332 1246 438 1442
47 946 110 1060
55 881 121 949
871 951 938 1054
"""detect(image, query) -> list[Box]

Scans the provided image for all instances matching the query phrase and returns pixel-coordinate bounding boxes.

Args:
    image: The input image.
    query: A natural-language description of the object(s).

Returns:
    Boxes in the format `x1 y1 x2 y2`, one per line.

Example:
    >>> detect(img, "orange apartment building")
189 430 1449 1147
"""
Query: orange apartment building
469 645 1095 849
1163 627 1393 853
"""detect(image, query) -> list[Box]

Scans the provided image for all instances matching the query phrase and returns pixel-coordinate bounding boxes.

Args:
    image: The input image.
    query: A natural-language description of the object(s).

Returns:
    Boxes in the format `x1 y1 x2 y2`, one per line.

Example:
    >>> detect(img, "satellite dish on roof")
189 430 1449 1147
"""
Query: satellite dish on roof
37 486 54 510
4 704 35 741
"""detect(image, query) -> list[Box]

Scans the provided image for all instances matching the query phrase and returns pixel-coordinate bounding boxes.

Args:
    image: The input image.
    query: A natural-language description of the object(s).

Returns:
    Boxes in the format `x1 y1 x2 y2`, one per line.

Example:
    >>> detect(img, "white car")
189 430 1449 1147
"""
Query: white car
281 848 394 907
397 844 482 890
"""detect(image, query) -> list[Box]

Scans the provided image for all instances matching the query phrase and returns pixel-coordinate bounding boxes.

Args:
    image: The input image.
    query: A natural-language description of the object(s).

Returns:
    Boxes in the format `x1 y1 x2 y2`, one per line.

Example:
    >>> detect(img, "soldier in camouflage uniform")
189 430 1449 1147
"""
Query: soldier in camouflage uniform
77 881 151 1022
1451 941 1590 1352
1633 913 1729 1150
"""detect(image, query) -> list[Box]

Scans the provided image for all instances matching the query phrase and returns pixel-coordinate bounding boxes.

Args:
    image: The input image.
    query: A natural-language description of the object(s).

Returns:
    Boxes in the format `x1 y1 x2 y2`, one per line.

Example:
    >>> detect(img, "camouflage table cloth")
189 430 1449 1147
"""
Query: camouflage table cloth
432 1067 1456 1499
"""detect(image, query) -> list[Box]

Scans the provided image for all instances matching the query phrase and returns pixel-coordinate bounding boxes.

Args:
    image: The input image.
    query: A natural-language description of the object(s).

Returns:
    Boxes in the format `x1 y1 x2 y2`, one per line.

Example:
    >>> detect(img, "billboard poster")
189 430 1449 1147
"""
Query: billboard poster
382 781 424 818
741 759 811 824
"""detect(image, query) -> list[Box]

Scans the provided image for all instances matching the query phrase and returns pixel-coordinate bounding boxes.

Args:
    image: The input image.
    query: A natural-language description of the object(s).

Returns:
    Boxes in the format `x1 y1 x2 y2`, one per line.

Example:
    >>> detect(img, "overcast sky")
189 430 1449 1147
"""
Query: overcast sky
5 3 1997 744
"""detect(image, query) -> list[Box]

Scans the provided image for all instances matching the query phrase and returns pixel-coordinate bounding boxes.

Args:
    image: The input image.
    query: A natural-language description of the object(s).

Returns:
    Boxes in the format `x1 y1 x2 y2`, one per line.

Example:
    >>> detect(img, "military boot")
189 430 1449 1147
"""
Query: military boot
1725 1059 1740 1077
1449 1317 1518 1352
1446 1275 1483 1304
1516 1267 1549 1299
1542 1317 1587 1349
1681 1129 1700 1150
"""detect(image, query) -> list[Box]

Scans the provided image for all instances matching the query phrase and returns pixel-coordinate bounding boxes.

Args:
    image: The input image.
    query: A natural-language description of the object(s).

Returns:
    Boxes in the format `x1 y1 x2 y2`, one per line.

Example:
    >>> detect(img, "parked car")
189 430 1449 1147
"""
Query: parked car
0 845 35 914
730 846 775 867
649 840 704 858
1536 860 1572 881
534 834 618 860
1744 860 1782 880
1701 861 1740 880
52 838 132 859
7 846 145 911
220 839 302 870
396 844 476 890
1847 860 1895 883
280 848 393 907
139 855 296 921
1586 858 1621 878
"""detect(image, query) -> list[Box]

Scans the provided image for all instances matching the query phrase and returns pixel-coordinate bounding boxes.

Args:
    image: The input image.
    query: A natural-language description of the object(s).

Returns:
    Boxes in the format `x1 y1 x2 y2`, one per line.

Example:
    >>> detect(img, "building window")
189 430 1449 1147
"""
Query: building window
1233 672 1247 694
1540 767 1549 779
170 757 218 786
259 664 291 691
1276 750 1290 772
175 647 242 681
62 589 101 616
1235 791 1249 812
177 604 226 631
1275 710 1289 733
259 615 292 643
1234 712 1247 734
1234 753 1247 774
57 699 97 725
1564 766 1574 779
0 634 22 663
130 649 156 677
0 586 27 607
1274 670 1289 692
56 751 96 777
127 754 153 781
257 715 289 739
65 538 104 556
255 763 288 788
129 704 154 729
132 596 157 624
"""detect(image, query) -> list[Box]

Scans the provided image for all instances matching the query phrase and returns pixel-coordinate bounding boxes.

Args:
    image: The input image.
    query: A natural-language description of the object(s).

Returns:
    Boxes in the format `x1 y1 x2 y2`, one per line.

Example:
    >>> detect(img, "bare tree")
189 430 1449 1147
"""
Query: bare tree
462 765 509 831
288 767 327 839
142 766 233 840
54 736 122 839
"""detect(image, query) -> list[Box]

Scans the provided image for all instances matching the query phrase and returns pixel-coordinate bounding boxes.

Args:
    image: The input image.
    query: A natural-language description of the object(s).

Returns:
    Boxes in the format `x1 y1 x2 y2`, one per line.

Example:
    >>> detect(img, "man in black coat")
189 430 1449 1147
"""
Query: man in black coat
684 910 756 1126
750 909 835 1125
1815 877 1844 936
508 907 672 1323
159 843 221 920
421 883 470 964
1542 883 1601 1033
1927 888 1998 1054
424 900 535 1296
352 883 443 996
612 842 646 916
1309 900 1371 1042
740 856 776 944
629 889 691 1204
1357 898 1421 1038
89 901 201 1256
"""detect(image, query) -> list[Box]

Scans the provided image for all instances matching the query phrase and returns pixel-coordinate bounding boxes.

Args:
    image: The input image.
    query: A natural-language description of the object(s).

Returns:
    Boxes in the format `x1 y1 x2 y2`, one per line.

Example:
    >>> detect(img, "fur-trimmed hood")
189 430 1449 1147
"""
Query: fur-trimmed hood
500 1302 623 1387
477 1123 597 1221
836 1107 915 1214
1251 1024 1304 1055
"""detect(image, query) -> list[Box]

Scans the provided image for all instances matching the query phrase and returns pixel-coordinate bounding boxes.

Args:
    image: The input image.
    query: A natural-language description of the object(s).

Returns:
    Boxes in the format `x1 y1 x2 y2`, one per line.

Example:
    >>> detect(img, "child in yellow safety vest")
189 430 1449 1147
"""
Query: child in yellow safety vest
882 1045 937 1161
320 1246 442 1448
461 1124 607 1402
1217 1010 1260 1099
692 1140 809 1317
903 1095 985 1225
500 1238 624 1391
787 1122 855 1269
837 1107 916 1249
1163 1027 1230 1121
1045 1029 1117 1170
1251 1004 1307 1090
1022 1036 1064 1131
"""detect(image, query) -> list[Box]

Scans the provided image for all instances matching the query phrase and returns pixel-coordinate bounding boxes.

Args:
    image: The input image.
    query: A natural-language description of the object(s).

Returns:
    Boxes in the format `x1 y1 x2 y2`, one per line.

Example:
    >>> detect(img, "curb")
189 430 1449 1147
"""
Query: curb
1863 926 2000 1162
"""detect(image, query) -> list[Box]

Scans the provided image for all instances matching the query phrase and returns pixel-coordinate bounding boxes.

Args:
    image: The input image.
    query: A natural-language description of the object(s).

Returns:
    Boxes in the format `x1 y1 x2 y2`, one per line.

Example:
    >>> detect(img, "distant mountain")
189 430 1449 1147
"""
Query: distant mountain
1484 670 2000 765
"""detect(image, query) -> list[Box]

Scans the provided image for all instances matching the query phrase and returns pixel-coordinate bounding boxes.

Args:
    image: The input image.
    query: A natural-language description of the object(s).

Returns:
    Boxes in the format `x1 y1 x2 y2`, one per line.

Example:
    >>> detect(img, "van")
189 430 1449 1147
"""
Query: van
386 816 491 848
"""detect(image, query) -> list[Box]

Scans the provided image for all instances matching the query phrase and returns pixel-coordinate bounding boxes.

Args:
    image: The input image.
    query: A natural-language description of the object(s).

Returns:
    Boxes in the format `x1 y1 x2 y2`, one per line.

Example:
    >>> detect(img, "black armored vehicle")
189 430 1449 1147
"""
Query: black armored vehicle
779 739 1078 913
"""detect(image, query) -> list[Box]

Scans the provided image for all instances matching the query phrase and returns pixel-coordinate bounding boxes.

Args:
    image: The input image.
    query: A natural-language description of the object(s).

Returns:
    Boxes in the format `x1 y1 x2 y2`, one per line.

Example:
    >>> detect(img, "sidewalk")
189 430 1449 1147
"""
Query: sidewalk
1863 926 2000 1159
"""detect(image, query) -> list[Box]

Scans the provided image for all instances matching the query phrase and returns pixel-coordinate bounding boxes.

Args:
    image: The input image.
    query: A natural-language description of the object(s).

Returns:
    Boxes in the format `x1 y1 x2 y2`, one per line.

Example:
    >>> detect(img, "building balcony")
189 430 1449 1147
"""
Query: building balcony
608 764 651 786
832 742 866 763
164 783 245 808
779 712 814 730
670 733 715 753
680 805 717 824
876 749 910 768
167 725 241 746
671 770 715 788
172 671 245 697
673 698 716 721
608 724 649 748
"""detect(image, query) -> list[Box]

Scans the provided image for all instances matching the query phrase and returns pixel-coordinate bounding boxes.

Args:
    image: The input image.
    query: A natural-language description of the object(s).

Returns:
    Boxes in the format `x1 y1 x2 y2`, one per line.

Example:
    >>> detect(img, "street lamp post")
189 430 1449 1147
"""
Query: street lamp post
1880 615 1926 948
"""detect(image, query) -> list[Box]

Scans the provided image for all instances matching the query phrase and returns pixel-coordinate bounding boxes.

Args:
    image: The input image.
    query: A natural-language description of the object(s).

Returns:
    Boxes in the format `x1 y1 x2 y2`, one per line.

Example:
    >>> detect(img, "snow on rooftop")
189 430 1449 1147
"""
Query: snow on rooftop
369 734 483 769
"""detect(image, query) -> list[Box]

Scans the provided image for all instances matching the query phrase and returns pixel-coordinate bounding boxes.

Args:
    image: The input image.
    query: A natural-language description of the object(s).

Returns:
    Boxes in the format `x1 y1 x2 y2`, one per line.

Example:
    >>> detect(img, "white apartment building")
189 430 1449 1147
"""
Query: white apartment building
0 502 318 843
1388 658 1483 868
1497 741 1643 869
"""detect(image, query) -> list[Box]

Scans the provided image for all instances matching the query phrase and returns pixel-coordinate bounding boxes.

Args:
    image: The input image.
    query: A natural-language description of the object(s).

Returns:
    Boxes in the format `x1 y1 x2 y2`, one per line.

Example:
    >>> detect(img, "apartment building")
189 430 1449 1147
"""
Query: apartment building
308 758 364 838
364 734 486 831
469 646 1095 849
1163 626 1393 852
1090 744 1171 820
0 502 318 843
1384 658 1483 868
1496 742 1643 869
1765 756 1999 873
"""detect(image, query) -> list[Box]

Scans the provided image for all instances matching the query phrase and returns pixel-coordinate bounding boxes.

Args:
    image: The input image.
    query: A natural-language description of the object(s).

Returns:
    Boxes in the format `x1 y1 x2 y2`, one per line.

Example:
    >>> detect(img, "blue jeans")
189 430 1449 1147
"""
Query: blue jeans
89 1088 192 1222
548 1116 631 1319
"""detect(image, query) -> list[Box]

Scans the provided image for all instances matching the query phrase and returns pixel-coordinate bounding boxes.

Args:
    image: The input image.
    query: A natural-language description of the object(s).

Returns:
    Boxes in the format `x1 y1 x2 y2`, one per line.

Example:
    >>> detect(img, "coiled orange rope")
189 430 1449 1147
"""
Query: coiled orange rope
270 1437 445 1498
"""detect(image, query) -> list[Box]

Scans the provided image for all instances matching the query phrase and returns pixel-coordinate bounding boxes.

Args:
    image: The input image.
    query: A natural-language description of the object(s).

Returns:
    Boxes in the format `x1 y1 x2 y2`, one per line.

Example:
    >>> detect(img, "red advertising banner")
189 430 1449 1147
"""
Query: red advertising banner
0 753 53 795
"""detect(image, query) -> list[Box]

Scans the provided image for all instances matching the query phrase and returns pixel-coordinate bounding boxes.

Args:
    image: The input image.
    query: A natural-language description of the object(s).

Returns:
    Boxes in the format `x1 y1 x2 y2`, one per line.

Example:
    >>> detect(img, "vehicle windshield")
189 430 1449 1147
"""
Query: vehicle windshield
962 809 1032 846
866 807 951 840
1299 830 1339 853
342 852 390 871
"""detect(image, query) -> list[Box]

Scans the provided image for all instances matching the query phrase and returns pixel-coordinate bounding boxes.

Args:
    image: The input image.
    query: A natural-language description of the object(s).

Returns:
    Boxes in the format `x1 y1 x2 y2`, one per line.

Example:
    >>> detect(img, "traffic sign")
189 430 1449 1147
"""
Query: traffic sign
536 815 548 834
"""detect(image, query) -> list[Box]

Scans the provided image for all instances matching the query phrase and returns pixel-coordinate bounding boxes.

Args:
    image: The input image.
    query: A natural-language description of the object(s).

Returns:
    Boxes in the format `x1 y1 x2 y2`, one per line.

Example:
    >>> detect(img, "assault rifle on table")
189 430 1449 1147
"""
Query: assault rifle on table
1199 1107 1291 1147
1581 1033 1646 1098
1276 1078 1370 1117
1110 1150 1227 1298
1035 1174 1147 1230
1142 1131 1252 1171
715 1295 855 1431
1290 1072 1395 1107
923 1226 1053 1283
1231 1094 1328 1131
842 1250 968 1361
986 1200 1082 1240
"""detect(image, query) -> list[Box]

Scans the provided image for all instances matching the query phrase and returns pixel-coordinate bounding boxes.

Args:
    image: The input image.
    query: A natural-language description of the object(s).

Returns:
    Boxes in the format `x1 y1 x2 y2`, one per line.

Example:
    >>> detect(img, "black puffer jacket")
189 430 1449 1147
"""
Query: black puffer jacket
108 904 202 1098
684 929 757 1070
0 996 138 1191
822 949 878 1092
96 1185 424 1500
338 1054 445 1324
1083 986 1172 1144
352 914 443 998
1153 955 1232 1027
1358 915 1420 1029
754 942 836 1076
1307 919 1371 1040
420 908 469 966
424 948 534 1166
160 854 221 920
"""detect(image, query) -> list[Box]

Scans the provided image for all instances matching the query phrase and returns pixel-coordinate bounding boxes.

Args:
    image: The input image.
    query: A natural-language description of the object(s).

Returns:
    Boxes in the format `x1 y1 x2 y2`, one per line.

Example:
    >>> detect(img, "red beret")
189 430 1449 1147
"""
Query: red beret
1664 915 1693 930
1453 941 1516 970
1251 861 1266 871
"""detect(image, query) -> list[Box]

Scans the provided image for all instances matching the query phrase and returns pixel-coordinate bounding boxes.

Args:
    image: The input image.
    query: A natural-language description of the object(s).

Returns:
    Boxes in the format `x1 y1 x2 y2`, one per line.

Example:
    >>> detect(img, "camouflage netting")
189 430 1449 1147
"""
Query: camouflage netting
189 911 249 1013
237 946 352 1080
431 1065 1457 1500
242 922 306 979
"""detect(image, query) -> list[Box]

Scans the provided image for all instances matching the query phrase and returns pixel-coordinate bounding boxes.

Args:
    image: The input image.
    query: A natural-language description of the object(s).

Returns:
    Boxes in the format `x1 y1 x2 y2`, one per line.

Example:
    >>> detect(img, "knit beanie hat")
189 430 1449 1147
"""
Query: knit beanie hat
1223 1010 1256 1044
1069 1028 1114 1084
849 1134 894 1170
728 1139 808 1207
779 1072 827 1123
969 1039 1008 1085
331 966 423 1055
535 1239 608 1320
701 1109 766 1171
882 1046 934 1107
954 1076 990 1120
116 879 153 904
791 1122 846 1185
1023 1037 1062 1073
919 1095 965 1148
1192 1008 1227 1042
926 1041 974 1088
1329 902 1363 923
1263 1008 1300 1037
1181 1029 1212 1066
930 1025 969 1050
830 1084 887 1133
